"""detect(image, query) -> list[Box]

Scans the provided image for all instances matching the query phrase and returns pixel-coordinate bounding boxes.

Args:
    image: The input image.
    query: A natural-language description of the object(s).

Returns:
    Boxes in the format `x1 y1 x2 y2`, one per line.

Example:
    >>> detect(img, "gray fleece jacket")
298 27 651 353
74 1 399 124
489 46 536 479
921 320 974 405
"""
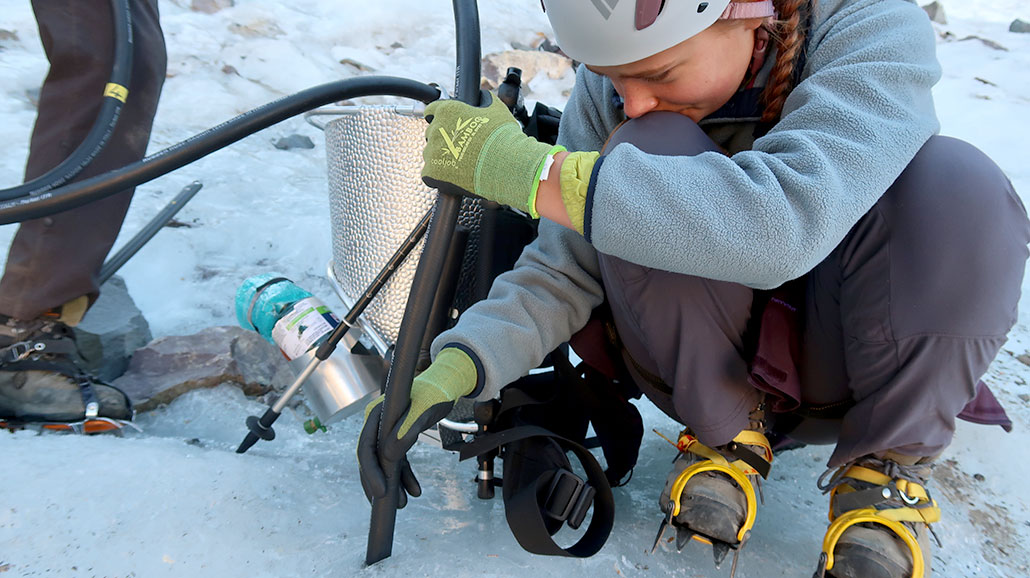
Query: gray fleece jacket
434 0 942 400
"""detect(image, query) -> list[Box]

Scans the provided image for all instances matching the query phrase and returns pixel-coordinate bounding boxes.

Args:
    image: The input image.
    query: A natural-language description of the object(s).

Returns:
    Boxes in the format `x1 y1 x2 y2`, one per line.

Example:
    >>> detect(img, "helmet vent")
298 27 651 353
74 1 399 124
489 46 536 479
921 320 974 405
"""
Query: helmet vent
697 2 709 14
635 0 666 29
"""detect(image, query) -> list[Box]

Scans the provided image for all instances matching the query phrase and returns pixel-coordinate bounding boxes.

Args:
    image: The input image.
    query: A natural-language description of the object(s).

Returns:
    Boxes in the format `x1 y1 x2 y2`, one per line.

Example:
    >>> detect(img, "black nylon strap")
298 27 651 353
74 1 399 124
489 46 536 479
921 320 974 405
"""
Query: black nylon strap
459 425 615 558
76 372 100 419
725 440 772 479
245 276 291 332
0 338 78 366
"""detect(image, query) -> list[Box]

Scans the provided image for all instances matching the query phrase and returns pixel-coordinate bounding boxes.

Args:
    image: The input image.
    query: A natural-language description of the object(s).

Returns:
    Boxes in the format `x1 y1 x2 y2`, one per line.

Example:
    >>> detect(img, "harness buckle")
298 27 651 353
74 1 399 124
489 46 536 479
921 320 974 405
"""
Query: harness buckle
1 341 44 364
544 468 594 529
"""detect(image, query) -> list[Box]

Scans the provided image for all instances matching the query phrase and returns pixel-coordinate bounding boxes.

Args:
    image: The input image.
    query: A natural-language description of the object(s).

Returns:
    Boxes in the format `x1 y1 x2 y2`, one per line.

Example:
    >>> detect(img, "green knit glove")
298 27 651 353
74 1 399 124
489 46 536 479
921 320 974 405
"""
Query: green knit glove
422 94 563 217
396 347 477 438
357 347 479 503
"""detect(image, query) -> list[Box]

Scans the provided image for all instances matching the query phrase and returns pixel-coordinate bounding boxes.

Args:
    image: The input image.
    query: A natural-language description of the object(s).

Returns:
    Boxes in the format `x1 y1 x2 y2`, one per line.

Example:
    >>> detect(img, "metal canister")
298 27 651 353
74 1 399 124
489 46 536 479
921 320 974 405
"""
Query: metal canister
235 273 381 424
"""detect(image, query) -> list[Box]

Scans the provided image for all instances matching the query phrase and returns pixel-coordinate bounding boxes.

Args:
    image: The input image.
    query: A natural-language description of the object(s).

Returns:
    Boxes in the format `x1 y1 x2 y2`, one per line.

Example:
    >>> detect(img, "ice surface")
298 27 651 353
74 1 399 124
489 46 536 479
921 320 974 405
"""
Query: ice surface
1 1 1028 576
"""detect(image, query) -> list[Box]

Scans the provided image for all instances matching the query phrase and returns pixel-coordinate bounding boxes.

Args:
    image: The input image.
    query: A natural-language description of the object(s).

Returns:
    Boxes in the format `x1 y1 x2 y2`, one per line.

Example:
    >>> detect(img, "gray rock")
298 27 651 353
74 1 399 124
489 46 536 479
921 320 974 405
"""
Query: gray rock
191 0 234 14
1011 19 1030 34
273 134 315 150
74 276 152 382
922 2 946 25
113 325 294 412
960 35 1009 51
480 49 573 90
339 58 375 73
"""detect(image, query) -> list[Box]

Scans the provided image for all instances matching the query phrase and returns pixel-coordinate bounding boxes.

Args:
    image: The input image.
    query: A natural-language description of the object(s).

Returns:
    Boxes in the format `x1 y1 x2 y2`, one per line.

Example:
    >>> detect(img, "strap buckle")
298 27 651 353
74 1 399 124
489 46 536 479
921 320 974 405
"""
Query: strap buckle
544 468 596 530
1 341 45 364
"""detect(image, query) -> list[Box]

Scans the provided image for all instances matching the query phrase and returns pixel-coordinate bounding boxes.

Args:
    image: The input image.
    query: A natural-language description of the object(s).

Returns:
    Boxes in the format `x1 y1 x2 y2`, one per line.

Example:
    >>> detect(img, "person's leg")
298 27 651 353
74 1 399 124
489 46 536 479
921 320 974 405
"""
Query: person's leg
597 112 761 447
803 135 1029 467
597 112 768 551
0 0 166 425
0 0 167 320
802 136 1030 578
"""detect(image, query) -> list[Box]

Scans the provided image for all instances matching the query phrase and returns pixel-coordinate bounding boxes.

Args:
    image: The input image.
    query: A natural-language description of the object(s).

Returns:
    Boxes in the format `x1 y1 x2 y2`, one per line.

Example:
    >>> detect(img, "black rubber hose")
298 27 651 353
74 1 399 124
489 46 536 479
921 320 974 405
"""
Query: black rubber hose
0 0 133 201
0 76 440 224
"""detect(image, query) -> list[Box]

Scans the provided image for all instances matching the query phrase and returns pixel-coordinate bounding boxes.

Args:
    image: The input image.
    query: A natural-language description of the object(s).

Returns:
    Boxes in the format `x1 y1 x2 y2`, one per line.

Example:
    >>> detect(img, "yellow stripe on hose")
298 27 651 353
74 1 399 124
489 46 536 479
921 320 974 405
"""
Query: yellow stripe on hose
104 83 129 103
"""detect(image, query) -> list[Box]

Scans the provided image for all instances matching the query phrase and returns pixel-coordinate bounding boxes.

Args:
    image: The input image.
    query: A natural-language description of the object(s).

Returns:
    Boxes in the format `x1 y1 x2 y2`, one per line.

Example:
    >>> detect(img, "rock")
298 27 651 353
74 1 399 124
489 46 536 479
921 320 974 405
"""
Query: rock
1011 19 1030 34
228 20 284 39
922 2 946 25
480 49 573 90
25 88 40 108
191 0 234 14
339 57 375 73
511 34 561 55
0 29 18 42
960 35 1009 51
273 134 315 150
74 276 152 382
113 325 294 412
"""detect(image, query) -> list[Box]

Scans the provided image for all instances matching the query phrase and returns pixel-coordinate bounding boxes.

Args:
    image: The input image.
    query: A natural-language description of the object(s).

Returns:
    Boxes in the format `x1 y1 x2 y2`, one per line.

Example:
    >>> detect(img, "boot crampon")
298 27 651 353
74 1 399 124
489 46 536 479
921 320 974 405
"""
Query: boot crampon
814 455 940 578
653 425 773 577
0 315 136 434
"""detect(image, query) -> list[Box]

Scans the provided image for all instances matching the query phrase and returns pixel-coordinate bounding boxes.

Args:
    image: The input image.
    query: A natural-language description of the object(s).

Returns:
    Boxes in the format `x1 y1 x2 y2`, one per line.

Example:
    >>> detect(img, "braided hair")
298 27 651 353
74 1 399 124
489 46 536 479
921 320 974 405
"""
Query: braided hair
760 0 811 123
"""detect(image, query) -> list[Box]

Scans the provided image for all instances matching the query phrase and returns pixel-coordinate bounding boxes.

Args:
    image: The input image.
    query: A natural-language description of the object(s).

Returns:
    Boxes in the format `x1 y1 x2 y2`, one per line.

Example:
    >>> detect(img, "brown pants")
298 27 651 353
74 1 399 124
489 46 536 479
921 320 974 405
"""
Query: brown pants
0 0 167 320
598 114 1030 467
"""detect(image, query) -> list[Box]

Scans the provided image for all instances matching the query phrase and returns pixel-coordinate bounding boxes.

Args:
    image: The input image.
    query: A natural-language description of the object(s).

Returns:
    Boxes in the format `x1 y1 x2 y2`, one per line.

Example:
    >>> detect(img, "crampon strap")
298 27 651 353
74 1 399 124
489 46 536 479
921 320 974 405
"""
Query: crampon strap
669 431 773 544
815 465 941 578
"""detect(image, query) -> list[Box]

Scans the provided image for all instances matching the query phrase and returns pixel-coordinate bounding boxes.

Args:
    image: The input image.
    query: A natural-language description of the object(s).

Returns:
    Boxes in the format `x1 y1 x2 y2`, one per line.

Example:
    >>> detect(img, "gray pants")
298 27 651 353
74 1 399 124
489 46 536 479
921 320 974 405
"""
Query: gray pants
600 115 1029 467
0 0 167 320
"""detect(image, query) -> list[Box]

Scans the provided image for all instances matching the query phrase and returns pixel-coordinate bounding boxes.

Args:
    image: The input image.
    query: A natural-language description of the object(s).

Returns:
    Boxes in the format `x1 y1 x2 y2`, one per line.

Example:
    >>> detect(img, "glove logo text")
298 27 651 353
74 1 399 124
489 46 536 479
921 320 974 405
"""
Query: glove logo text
434 115 490 167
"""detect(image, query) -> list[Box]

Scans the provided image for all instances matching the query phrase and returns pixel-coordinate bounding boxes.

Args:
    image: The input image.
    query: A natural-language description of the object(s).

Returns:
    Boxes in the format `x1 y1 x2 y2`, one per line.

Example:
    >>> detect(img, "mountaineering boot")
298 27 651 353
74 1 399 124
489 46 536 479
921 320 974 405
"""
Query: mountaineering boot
0 314 133 431
655 403 773 575
815 453 939 578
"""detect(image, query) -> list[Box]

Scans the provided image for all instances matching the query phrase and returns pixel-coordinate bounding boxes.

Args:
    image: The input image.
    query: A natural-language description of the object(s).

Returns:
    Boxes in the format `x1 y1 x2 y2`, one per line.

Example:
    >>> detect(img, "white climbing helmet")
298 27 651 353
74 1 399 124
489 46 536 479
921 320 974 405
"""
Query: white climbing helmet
541 0 776 67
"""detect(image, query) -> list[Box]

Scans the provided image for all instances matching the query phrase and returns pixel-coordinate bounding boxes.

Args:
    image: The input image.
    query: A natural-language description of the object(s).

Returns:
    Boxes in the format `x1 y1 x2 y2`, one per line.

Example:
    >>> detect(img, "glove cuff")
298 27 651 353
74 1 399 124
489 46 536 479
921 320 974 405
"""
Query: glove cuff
559 151 601 235
417 347 478 400
476 127 556 216
526 145 567 218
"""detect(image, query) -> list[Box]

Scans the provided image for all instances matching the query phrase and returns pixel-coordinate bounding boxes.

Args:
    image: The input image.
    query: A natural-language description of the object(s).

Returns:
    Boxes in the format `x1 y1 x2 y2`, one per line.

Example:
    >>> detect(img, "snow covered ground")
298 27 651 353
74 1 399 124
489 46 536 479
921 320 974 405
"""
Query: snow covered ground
1 1 1029 576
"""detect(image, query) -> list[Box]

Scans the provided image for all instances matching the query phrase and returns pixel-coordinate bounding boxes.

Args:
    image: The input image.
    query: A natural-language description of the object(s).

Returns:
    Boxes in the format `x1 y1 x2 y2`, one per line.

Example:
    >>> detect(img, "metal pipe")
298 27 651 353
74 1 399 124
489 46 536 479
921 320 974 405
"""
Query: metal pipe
271 356 321 413
365 0 482 565
99 180 203 284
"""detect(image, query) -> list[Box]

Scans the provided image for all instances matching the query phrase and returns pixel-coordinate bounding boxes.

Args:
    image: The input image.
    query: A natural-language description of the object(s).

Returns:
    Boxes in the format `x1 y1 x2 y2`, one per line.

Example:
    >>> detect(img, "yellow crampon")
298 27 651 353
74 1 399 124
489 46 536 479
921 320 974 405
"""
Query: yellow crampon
668 430 773 544
815 465 940 578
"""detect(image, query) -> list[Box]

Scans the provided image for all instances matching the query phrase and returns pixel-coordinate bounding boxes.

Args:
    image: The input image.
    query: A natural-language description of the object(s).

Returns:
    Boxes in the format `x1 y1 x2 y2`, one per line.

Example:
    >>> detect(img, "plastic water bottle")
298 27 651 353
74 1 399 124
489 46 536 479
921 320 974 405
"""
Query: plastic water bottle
234 273 383 428
234 273 341 361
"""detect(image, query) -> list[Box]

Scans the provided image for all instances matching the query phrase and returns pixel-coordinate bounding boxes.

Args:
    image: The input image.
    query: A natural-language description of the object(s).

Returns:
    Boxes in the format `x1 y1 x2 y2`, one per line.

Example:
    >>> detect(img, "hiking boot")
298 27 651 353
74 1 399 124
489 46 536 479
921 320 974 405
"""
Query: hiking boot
654 404 773 572
815 453 939 578
0 314 132 425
